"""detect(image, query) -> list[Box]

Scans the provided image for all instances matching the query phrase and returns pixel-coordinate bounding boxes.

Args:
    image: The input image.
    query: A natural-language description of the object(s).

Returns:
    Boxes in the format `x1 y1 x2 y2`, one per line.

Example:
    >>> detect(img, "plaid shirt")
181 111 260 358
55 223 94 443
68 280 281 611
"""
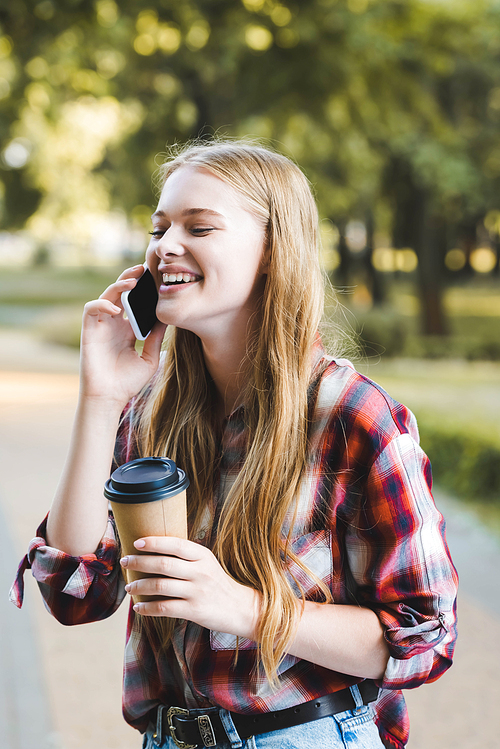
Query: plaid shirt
11 353 458 749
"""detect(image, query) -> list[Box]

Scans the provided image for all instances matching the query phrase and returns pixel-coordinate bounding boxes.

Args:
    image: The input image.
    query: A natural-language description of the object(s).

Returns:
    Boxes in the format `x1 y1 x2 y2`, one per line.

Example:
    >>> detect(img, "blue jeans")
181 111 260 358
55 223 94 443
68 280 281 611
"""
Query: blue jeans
142 687 385 749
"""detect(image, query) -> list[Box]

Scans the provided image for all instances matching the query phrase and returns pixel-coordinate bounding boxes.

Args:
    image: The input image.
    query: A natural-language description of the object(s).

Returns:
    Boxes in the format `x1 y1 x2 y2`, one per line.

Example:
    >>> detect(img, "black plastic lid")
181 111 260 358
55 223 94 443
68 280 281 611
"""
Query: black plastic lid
104 457 189 504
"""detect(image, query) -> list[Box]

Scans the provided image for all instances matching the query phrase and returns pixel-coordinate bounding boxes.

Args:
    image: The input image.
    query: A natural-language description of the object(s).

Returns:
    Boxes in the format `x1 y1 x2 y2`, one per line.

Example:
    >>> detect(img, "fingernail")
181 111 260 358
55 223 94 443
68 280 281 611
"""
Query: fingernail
120 557 129 567
133 604 141 612
134 539 146 549
124 583 131 592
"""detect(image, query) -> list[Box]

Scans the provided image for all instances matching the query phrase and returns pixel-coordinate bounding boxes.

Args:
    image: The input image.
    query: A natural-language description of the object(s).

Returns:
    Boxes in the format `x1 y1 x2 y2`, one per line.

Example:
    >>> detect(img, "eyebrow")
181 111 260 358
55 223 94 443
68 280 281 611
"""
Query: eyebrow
151 208 226 220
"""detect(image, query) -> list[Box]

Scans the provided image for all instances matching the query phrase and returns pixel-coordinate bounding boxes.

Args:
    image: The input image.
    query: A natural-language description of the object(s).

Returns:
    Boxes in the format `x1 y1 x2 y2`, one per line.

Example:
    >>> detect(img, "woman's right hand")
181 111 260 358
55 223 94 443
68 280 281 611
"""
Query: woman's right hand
79 265 167 408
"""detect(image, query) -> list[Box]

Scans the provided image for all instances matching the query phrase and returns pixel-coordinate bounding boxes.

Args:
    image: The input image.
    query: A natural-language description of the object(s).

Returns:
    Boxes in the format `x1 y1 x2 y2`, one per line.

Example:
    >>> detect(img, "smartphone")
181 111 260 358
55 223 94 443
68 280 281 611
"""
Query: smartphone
121 267 159 340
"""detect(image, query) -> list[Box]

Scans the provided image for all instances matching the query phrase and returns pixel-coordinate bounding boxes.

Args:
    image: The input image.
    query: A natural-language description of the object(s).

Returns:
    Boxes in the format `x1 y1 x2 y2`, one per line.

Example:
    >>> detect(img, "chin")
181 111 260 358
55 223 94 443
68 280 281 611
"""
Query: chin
156 312 197 334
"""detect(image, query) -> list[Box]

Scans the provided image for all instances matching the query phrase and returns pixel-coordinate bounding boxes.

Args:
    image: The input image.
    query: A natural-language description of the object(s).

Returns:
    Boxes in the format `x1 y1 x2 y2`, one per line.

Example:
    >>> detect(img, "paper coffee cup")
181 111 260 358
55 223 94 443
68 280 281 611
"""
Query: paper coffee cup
104 457 190 602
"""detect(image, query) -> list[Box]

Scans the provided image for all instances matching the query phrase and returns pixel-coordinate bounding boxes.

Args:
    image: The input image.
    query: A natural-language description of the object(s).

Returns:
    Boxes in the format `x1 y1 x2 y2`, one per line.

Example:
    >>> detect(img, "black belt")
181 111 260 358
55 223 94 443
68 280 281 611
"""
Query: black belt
153 680 380 748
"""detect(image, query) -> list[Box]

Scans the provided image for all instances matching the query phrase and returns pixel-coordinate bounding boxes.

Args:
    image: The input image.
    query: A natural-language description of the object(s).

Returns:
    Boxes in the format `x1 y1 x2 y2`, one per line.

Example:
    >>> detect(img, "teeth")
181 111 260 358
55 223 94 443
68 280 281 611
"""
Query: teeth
162 272 198 284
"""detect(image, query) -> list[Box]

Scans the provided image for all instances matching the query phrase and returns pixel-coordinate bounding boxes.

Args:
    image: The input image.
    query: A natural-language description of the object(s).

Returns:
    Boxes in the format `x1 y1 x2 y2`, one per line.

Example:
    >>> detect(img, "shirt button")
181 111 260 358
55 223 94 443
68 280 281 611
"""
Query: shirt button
196 529 206 540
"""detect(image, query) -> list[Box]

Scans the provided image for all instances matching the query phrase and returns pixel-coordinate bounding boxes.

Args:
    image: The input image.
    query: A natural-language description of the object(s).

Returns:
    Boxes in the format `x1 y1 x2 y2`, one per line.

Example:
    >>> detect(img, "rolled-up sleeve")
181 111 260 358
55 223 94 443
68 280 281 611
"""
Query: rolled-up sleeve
347 432 458 691
10 513 126 625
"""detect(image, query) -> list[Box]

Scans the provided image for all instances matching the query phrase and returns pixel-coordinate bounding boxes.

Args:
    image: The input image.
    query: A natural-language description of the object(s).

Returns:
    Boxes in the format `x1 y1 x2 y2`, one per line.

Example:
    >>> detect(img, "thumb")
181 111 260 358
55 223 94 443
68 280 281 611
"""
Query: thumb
141 320 167 364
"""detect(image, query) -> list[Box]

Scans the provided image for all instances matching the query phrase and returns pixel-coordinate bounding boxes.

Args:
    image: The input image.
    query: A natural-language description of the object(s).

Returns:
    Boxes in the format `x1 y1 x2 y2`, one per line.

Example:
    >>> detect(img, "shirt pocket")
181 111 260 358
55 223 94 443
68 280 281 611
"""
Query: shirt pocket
285 529 333 600
210 530 333 653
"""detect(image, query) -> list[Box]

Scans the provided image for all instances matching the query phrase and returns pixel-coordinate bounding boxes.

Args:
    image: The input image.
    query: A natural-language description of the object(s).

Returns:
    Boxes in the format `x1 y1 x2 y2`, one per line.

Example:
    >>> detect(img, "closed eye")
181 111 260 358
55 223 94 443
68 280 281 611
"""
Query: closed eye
190 227 216 235
149 227 216 238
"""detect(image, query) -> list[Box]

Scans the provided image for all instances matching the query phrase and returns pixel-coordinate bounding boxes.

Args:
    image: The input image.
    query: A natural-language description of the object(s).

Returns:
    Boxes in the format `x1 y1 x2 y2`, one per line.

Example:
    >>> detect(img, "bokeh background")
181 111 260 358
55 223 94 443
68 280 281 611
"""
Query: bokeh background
1 1 499 748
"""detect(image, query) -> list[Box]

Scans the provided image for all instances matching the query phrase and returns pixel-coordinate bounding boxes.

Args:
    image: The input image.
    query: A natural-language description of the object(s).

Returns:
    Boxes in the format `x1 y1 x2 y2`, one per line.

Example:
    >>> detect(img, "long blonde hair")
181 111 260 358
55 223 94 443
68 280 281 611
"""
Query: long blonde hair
137 140 332 685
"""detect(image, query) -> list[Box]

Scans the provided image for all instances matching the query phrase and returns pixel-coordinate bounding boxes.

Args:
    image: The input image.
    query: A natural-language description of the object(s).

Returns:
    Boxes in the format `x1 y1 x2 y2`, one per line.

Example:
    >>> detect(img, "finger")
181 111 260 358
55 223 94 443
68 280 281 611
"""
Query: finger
133 536 203 561
121 552 192 580
98 277 138 307
141 320 167 364
124 576 190 599
132 598 189 618
106 264 145 289
83 298 123 319
98 265 145 305
116 264 146 281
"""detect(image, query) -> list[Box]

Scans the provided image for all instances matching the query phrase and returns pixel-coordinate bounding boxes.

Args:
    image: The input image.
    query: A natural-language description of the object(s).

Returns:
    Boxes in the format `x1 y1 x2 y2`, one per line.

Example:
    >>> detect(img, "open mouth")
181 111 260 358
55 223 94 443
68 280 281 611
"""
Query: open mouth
162 272 201 286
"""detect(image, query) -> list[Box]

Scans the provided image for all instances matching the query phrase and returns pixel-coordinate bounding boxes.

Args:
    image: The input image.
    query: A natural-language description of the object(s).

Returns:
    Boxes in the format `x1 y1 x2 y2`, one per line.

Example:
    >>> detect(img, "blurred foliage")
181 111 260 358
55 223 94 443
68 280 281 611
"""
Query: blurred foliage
418 420 500 502
1 0 500 333
355 288 500 360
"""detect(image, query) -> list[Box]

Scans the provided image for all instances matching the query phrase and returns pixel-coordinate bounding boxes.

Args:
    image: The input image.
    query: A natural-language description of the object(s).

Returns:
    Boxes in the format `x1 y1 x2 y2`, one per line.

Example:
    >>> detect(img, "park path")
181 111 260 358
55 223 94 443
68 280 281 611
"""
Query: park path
0 330 499 749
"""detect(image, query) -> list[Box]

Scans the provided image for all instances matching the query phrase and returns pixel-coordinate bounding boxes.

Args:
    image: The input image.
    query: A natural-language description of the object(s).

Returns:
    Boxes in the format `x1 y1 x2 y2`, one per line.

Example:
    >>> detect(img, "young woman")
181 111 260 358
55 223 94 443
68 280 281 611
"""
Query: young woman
12 141 458 749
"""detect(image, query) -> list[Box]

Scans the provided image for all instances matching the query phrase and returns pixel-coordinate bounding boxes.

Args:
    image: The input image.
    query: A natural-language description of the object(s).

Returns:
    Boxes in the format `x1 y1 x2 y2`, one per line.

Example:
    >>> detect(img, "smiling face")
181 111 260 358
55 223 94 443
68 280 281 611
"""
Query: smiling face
145 165 269 341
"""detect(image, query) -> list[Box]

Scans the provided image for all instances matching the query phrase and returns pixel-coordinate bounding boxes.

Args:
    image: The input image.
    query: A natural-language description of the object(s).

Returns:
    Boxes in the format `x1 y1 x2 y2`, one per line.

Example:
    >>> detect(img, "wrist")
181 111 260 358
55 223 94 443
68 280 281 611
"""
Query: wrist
76 393 126 424
234 585 261 641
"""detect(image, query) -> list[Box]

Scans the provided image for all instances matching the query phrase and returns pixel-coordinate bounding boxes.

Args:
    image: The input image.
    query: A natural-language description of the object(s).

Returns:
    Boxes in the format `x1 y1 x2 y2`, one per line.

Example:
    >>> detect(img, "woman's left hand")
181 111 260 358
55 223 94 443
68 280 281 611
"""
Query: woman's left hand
120 536 260 639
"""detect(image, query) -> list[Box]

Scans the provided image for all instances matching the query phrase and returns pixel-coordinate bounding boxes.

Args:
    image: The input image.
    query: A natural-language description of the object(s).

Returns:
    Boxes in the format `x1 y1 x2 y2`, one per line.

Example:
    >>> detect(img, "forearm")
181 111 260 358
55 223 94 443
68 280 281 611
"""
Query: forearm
46 396 123 556
235 593 389 681
286 600 389 680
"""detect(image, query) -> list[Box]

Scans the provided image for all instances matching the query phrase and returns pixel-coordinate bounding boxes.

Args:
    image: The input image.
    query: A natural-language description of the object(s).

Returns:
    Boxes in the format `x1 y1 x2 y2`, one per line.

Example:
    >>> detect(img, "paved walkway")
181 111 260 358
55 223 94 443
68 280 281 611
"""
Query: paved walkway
0 500 53 749
0 335 136 749
1 330 499 748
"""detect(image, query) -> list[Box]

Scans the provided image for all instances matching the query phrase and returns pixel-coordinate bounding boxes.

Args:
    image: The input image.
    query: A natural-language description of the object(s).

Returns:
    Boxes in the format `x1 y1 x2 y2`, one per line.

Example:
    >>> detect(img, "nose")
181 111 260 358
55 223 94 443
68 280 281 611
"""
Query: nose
154 227 186 260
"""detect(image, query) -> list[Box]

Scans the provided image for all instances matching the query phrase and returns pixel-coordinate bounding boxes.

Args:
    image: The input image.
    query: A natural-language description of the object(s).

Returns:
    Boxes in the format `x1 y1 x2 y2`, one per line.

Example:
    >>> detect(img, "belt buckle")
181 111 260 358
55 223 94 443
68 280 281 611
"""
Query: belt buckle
167 706 198 749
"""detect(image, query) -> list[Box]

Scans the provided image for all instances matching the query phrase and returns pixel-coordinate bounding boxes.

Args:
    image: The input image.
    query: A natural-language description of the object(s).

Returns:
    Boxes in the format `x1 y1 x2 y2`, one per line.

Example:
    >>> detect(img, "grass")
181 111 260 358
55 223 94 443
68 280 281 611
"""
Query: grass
0 264 129 306
0 265 131 346
356 357 500 441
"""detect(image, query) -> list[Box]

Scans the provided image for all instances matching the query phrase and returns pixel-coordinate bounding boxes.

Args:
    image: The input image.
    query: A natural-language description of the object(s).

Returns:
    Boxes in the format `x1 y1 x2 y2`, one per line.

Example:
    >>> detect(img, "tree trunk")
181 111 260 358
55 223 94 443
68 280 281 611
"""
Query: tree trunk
386 157 448 336
364 209 385 306
332 219 352 290
413 189 448 336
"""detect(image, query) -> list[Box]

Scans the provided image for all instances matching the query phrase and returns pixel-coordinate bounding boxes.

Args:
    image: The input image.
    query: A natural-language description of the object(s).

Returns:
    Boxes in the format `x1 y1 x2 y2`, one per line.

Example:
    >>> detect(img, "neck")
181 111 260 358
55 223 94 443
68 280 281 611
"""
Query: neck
195 292 265 419
202 332 251 418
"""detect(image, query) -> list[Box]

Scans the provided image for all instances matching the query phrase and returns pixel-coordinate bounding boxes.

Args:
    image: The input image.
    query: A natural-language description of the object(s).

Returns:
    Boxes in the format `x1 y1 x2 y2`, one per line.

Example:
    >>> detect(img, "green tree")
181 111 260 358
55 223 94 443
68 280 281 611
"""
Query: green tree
1 0 500 332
